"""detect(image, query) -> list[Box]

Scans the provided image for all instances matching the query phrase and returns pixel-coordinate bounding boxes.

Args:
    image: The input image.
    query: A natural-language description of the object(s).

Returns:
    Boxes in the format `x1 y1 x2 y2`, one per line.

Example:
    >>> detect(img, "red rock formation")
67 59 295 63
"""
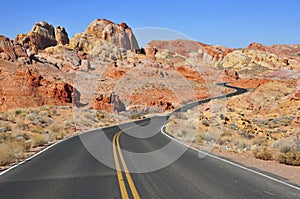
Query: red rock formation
148 40 233 61
0 35 17 60
0 67 75 111
177 66 205 82
224 69 239 80
93 92 125 113
0 35 28 61
247 42 271 52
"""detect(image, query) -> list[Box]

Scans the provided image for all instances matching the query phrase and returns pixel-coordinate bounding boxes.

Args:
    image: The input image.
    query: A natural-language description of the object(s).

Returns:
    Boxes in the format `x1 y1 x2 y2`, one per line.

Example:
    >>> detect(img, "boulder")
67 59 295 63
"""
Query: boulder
144 45 157 59
55 26 69 45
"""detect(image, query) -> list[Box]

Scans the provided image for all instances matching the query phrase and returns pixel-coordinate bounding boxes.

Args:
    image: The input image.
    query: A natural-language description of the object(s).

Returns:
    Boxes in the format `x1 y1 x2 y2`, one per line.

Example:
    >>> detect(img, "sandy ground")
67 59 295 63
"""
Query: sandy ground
211 149 300 186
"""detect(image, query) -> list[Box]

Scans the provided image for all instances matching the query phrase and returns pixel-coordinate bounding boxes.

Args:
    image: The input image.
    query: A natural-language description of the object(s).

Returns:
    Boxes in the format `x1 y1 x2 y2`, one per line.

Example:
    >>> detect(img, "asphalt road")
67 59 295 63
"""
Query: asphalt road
0 84 299 198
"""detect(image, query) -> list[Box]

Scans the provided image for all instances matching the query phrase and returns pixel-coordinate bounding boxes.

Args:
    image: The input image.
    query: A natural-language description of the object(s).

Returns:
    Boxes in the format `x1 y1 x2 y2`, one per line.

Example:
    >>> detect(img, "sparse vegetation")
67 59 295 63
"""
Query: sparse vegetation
253 148 273 160
0 140 26 165
0 106 125 168
277 151 300 166
31 134 48 147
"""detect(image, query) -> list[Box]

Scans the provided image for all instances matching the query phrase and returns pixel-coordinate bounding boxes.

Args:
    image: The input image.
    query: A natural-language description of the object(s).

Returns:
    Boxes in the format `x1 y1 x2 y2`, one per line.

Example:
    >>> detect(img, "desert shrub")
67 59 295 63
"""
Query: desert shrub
0 143 15 165
205 128 221 142
15 110 22 115
277 151 300 166
253 148 273 160
194 136 204 145
49 124 66 140
0 140 26 165
0 122 11 132
49 123 62 133
51 131 66 140
273 139 295 153
39 111 50 117
252 136 268 146
218 136 232 146
30 125 45 134
96 111 105 121
233 139 249 149
279 144 293 154
26 112 39 122
63 120 74 129
51 108 59 116
84 112 98 122
14 121 29 132
31 134 48 147
182 130 188 136
6 112 16 123
22 133 30 140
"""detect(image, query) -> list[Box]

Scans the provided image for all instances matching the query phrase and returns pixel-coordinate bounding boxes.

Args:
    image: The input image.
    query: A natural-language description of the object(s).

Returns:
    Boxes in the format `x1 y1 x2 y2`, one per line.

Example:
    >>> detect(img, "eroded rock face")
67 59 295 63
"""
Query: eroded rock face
148 40 233 63
0 35 17 60
93 92 126 113
41 45 81 71
69 18 139 58
224 69 239 80
0 35 27 61
0 68 75 111
15 21 70 51
85 19 139 50
217 49 290 70
55 26 69 45
144 45 157 59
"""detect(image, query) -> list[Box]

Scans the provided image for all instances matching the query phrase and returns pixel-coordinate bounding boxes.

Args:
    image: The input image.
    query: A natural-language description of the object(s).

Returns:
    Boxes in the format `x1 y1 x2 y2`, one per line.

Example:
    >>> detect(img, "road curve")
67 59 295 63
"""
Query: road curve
0 84 299 198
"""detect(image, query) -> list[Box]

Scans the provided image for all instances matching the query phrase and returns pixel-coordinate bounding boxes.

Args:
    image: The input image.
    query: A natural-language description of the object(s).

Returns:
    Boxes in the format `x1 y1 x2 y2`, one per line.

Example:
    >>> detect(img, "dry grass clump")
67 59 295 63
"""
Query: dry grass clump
277 150 300 166
31 134 49 147
253 148 273 160
0 140 27 165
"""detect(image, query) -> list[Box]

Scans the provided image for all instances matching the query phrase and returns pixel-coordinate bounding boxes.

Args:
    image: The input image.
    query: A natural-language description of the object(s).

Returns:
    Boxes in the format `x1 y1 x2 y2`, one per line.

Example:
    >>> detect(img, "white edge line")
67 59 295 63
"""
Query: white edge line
1 83 298 192
160 125 300 191
0 117 150 176
0 124 119 176
0 82 234 176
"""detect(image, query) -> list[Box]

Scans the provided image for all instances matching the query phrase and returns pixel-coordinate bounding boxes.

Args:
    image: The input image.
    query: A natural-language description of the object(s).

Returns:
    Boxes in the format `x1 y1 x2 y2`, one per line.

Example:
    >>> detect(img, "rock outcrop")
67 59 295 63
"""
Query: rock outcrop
0 35 17 60
0 67 75 111
69 18 139 59
55 26 69 45
224 69 239 80
93 92 126 113
217 49 290 70
0 35 27 61
15 21 69 51
85 19 139 50
148 40 233 63
40 45 81 71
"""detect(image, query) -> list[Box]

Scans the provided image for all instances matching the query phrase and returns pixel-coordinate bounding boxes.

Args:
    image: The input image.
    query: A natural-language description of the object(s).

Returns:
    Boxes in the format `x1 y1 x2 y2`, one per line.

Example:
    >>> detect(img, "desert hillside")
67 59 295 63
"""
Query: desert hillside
0 18 299 175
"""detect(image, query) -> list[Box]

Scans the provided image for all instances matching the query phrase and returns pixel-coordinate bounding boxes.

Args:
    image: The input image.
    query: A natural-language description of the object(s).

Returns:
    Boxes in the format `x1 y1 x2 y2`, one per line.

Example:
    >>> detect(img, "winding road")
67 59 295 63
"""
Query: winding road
0 83 299 198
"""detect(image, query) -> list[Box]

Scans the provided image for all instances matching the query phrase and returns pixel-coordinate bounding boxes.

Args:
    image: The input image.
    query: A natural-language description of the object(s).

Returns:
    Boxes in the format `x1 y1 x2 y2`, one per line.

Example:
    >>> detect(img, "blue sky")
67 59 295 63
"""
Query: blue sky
0 0 299 48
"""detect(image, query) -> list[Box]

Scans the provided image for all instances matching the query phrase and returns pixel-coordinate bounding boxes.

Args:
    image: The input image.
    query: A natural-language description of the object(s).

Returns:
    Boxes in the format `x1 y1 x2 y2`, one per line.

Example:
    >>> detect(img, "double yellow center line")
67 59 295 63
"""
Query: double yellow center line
113 131 140 199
